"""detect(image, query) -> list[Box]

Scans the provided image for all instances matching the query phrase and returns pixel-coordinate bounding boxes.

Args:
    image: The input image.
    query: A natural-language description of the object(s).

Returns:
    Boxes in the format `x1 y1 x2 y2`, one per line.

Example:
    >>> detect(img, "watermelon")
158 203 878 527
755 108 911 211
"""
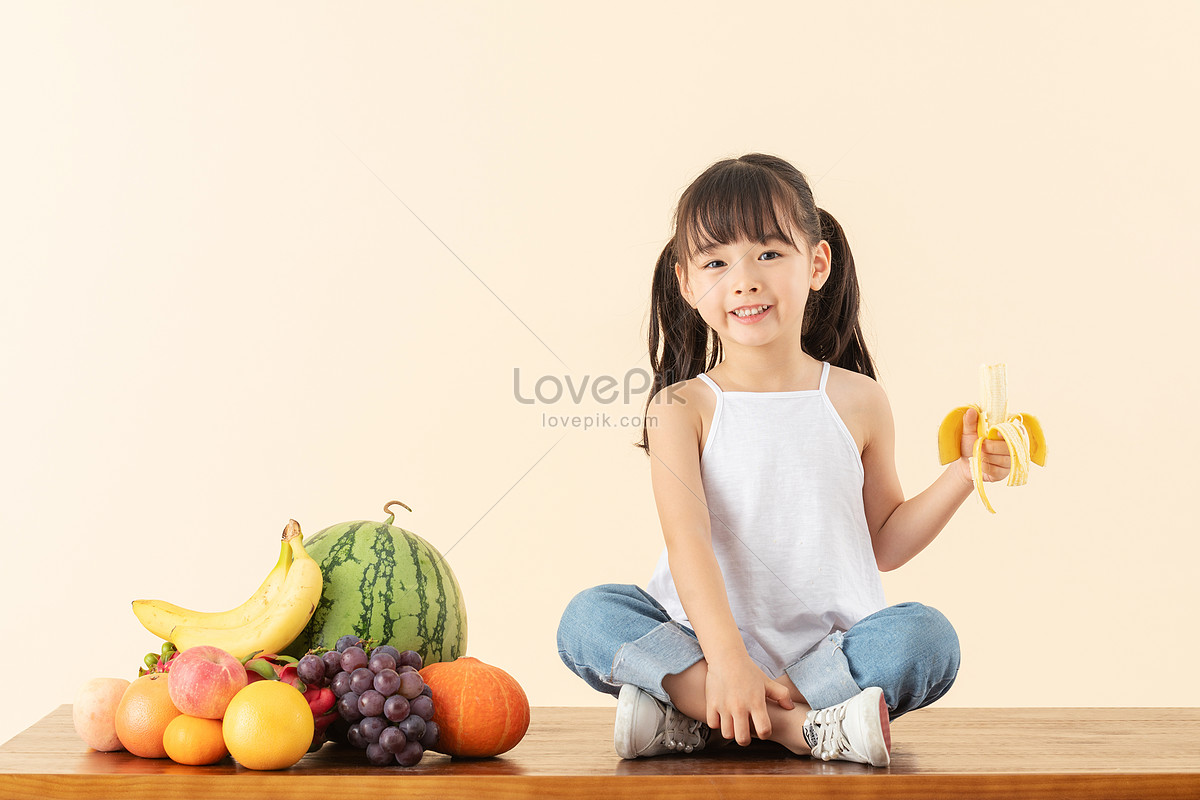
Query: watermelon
282 501 467 666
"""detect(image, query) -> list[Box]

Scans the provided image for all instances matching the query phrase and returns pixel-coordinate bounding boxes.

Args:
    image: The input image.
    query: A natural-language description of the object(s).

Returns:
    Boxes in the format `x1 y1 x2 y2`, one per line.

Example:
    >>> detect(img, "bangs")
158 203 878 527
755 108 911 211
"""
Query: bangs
677 168 803 264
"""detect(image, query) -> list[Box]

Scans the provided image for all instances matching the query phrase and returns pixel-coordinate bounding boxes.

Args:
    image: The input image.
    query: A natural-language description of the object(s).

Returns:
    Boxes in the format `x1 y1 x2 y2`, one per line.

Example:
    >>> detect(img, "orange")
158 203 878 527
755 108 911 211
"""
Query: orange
221 680 313 770
163 714 228 765
114 673 182 758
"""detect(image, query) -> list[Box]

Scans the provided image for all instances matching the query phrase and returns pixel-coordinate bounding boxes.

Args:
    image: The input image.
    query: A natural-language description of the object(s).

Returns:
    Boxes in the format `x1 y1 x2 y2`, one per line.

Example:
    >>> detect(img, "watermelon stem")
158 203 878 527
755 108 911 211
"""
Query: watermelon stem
383 500 413 526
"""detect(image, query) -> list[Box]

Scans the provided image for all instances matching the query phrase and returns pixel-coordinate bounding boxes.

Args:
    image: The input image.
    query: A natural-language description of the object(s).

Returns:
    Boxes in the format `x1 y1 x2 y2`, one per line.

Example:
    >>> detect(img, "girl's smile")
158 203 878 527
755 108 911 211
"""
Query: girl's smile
729 304 773 324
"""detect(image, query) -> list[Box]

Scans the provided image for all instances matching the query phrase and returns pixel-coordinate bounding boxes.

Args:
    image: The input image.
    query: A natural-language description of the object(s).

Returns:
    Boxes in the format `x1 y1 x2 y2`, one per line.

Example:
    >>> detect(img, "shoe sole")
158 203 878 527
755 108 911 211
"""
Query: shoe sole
879 690 892 755
859 686 891 767
613 683 641 760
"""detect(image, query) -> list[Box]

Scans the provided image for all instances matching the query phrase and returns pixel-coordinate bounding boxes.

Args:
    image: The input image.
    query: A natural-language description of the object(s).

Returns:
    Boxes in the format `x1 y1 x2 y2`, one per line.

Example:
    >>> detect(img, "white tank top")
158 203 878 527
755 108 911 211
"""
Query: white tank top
644 360 887 679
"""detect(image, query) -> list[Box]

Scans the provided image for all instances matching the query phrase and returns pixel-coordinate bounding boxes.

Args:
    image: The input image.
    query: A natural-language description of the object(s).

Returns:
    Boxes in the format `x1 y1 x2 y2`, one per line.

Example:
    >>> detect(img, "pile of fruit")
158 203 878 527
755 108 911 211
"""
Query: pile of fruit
72 501 530 770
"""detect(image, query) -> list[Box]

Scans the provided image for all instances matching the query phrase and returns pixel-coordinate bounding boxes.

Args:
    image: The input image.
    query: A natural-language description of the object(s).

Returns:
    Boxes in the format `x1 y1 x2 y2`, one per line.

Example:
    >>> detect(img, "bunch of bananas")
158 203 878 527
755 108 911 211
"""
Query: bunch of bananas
132 519 323 660
938 363 1047 513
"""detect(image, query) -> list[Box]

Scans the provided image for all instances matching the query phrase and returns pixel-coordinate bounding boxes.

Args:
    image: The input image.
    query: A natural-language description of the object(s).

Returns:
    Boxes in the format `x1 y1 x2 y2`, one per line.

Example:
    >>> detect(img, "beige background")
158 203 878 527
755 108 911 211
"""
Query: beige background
3 1 1198 746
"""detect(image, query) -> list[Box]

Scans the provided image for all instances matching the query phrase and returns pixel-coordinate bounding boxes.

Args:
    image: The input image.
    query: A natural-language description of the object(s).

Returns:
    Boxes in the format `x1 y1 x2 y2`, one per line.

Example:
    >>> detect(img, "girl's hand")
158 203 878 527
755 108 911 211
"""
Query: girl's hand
704 653 795 746
958 406 1012 484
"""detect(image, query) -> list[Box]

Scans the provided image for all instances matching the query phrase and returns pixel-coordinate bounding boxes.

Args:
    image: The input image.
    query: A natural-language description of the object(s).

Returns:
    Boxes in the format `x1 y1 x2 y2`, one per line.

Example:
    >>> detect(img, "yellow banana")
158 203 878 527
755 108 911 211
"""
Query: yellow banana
168 520 323 660
132 537 293 638
938 363 1047 514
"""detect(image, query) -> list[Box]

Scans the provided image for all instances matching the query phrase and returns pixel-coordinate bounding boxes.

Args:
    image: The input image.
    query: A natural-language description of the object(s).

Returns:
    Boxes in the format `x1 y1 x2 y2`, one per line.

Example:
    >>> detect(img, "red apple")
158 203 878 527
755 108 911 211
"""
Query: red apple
167 645 248 719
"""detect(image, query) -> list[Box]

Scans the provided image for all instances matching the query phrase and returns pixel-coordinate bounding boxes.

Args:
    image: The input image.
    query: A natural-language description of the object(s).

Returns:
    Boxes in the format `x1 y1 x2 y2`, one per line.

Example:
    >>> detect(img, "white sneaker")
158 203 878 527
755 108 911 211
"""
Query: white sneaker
802 686 892 767
614 682 716 759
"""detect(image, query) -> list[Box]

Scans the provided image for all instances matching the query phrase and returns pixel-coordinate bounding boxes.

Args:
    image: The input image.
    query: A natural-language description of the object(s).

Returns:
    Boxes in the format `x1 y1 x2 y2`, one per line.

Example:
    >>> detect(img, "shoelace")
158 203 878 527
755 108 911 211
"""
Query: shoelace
807 703 851 761
661 706 709 753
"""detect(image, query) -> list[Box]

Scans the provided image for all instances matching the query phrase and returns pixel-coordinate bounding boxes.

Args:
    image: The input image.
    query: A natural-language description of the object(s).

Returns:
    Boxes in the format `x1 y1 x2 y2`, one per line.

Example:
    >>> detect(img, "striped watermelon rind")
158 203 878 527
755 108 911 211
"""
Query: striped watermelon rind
282 518 467 666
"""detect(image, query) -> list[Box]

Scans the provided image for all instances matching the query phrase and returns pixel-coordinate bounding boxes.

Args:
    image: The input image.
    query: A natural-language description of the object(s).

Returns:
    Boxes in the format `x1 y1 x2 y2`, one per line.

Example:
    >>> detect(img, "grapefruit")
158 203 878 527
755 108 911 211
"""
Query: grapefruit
114 673 182 758
222 680 313 770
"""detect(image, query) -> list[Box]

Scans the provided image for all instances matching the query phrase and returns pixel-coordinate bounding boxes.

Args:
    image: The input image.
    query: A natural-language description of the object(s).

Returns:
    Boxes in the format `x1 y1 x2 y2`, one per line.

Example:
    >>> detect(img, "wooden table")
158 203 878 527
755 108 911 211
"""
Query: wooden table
2 706 1198 799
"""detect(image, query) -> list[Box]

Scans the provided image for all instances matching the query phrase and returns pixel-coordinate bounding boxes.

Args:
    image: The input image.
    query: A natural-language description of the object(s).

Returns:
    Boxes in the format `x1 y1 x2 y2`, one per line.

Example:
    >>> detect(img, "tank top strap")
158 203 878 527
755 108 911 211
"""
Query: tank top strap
697 373 722 395
818 360 830 392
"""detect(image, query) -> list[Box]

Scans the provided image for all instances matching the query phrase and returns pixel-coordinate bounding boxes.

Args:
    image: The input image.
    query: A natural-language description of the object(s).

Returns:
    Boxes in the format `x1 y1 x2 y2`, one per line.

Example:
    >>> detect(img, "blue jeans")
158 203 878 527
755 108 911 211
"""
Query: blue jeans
556 583 960 722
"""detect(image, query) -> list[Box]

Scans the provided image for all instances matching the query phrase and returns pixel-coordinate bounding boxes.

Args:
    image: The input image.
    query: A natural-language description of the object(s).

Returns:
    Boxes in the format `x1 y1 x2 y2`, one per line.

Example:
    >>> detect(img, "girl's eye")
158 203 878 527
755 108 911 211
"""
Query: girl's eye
702 251 781 269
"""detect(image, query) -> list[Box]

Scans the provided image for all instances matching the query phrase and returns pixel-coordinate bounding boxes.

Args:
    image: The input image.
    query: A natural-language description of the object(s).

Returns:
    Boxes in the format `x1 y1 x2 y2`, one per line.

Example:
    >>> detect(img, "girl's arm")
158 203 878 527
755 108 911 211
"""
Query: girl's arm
645 384 793 744
861 379 982 571
645 384 748 664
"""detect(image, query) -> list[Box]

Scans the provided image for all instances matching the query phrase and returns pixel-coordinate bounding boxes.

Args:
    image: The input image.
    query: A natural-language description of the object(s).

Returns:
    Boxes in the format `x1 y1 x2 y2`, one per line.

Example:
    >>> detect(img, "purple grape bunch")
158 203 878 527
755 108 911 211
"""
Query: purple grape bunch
325 634 439 767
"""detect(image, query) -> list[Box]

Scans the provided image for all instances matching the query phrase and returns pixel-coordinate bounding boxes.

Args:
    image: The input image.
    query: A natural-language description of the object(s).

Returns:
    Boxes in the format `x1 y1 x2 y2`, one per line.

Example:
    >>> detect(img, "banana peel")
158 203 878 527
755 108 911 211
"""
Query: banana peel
938 363 1047 513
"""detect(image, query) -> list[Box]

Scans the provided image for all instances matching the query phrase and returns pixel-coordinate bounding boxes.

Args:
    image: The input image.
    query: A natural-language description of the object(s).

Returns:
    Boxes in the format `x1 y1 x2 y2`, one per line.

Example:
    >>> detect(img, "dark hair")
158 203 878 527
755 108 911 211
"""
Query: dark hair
636 153 878 454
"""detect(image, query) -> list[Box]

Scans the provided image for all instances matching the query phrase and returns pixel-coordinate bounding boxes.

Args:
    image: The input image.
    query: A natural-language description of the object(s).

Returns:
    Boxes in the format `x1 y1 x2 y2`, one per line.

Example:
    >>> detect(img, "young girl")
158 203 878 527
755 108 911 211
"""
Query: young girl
557 153 1003 767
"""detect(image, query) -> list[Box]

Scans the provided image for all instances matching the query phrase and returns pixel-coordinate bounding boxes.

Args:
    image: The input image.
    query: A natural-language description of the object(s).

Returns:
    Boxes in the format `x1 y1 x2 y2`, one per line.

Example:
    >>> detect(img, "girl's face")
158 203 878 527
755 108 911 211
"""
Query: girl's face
674 231 831 344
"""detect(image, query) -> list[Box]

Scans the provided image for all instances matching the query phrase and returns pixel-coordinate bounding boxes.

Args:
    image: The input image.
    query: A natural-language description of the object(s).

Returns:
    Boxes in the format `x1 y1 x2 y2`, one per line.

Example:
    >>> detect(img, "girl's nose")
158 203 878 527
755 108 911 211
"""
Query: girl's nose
731 270 762 294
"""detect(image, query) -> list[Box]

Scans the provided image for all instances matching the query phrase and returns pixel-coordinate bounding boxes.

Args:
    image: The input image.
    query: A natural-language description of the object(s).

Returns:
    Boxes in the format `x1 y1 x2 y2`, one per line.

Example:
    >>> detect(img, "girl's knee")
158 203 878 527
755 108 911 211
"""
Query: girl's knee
909 604 961 676
866 603 960 673
926 605 959 648
558 585 604 646
562 583 631 614
557 584 638 649
844 604 961 712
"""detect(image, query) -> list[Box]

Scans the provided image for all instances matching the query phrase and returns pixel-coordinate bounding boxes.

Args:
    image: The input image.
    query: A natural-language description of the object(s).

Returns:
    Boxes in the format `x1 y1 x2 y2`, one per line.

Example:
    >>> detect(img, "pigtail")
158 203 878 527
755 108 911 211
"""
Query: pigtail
636 237 719 454
803 208 877 380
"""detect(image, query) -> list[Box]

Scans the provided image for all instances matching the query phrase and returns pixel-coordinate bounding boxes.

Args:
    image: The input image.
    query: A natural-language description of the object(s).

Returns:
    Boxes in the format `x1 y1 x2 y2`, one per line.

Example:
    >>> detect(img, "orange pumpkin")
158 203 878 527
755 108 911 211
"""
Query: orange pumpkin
418 656 529 757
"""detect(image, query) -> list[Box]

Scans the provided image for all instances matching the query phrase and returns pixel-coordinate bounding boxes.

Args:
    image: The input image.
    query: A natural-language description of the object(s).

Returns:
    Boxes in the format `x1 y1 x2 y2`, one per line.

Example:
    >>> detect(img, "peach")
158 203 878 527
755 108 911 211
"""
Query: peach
167 645 248 719
73 677 131 751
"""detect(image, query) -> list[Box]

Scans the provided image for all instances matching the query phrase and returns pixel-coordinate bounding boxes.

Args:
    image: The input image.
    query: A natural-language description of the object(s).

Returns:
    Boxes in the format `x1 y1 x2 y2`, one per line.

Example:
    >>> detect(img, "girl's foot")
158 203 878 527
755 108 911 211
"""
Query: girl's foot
802 686 892 767
613 682 716 758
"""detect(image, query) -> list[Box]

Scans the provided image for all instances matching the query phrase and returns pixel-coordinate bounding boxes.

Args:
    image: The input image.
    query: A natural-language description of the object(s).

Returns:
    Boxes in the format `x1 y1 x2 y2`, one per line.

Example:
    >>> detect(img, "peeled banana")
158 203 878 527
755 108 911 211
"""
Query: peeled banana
132 538 293 638
132 520 323 660
938 363 1047 513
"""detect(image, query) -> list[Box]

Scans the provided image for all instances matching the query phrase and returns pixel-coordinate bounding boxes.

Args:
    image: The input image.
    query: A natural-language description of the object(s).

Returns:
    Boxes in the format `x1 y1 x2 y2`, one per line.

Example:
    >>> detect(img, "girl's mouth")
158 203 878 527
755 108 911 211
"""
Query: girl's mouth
729 305 772 324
